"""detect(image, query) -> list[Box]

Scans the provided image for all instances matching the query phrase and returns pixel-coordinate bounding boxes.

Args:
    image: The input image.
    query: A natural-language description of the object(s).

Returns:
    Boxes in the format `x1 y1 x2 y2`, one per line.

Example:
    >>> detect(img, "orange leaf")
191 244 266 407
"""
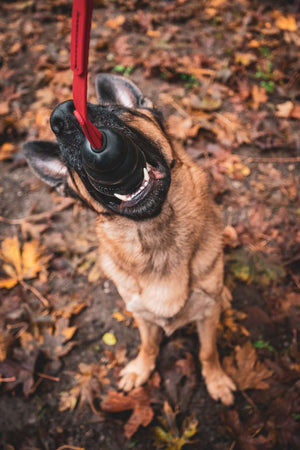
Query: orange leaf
101 387 154 439
104 15 125 29
0 236 22 278
275 14 297 32
0 143 16 161
22 240 50 279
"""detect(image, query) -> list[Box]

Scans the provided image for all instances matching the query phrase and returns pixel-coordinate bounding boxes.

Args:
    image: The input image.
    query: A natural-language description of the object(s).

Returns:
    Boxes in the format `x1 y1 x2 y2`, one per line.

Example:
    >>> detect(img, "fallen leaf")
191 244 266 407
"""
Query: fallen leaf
223 341 273 390
59 362 109 413
0 236 50 289
276 101 294 118
154 401 198 449
102 332 117 346
252 84 268 110
104 15 125 29
167 115 193 140
41 317 77 360
0 143 16 161
101 387 154 439
235 52 257 66
275 14 297 32
0 332 39 397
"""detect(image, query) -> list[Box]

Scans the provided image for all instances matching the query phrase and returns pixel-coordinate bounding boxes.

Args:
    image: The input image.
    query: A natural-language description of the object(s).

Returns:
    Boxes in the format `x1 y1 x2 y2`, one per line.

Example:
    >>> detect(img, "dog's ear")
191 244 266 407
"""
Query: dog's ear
23 140 68 189
95 74 153 108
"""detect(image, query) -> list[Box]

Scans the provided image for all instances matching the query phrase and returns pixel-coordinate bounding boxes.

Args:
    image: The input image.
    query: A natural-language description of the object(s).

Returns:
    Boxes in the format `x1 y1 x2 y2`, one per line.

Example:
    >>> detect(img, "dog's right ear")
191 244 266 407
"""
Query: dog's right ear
95 74 153 108
23 140 68 189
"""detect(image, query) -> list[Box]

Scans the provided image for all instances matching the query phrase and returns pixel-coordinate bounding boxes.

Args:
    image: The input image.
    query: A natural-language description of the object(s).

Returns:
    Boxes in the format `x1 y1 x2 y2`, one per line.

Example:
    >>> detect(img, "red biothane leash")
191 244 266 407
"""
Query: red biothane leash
70 0 102 149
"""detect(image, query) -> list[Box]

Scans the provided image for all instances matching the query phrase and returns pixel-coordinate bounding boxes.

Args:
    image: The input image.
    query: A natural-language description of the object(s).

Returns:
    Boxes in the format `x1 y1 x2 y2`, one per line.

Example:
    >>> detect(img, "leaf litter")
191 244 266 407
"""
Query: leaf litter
1 0 300 448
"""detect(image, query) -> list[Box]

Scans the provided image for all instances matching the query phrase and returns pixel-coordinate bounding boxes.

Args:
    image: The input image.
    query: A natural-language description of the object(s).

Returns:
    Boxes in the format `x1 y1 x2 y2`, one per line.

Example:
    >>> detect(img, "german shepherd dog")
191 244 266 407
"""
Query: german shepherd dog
24 74 236 405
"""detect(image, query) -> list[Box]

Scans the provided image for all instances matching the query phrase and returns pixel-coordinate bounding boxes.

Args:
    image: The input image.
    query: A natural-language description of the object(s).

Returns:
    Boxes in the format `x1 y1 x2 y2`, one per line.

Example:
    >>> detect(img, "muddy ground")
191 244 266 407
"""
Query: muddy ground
0 0 300 449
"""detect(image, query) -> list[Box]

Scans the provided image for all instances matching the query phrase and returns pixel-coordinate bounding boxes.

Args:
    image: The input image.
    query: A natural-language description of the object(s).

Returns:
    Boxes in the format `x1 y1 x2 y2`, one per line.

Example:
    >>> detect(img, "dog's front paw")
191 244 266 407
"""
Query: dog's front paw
204 370 236 406
118 356 154 392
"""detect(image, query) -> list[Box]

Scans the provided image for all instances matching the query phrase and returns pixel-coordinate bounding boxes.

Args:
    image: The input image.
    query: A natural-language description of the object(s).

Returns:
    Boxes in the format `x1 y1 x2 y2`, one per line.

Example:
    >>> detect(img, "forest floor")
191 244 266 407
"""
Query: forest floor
0 0 300 449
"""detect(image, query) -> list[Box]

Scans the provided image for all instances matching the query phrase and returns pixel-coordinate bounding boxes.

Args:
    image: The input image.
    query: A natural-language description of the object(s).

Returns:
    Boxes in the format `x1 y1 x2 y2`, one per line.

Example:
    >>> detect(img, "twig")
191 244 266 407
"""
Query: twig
56 446 85 450
241 390 259 413
36 372 60 382
20 279 49 308
0 377 16 383
246 156 300 163
0 198 74 225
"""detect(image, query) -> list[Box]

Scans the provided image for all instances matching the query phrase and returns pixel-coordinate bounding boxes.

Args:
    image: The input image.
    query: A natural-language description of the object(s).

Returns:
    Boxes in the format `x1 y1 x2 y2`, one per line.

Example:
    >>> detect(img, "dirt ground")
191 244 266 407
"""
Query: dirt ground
0 0 300 449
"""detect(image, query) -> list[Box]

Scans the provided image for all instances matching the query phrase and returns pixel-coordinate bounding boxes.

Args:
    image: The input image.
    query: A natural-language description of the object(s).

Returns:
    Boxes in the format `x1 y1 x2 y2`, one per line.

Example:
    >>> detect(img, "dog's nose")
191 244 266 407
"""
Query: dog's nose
50 100 75 135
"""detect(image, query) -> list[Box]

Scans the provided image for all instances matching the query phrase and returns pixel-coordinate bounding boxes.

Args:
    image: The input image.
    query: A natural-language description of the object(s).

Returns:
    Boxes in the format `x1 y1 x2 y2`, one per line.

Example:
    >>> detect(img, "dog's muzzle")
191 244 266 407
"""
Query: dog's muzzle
50 100 147 198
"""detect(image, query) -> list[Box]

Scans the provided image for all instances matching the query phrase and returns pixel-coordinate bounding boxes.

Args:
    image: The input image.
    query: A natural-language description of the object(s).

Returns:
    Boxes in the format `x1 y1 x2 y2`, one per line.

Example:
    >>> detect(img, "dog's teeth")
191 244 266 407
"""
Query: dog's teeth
114 193 129 201
143 167 150 182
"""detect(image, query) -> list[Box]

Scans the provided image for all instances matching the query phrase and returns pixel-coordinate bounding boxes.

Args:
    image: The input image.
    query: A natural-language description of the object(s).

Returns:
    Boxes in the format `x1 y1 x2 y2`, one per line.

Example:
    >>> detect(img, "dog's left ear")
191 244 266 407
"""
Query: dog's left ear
23 140 68 189
95 74 153 109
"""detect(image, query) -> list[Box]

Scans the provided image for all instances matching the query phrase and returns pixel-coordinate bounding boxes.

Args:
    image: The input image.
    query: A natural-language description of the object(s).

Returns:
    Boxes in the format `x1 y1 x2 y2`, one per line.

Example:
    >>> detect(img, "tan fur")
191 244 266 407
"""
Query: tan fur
72 109 236 405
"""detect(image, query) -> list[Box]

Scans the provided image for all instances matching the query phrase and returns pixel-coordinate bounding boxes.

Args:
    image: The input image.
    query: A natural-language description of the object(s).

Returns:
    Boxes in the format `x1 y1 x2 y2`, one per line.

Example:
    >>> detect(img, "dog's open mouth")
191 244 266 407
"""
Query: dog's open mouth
113 163 164 208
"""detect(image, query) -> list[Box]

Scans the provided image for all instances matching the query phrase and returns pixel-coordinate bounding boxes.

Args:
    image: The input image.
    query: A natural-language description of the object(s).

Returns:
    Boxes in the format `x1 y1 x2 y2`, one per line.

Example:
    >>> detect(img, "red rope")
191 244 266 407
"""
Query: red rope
70 0 102 148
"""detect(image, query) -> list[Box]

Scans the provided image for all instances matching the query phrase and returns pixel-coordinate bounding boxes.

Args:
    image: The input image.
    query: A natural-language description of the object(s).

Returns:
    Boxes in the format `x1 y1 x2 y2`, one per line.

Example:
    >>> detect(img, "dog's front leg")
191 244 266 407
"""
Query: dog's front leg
197 303 236 405
119 316 162 391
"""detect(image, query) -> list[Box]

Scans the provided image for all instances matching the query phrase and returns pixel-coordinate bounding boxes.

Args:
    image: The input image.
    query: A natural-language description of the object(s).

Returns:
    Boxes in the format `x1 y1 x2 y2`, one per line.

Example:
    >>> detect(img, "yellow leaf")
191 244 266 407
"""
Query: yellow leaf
235 52 257 66
275 14 297 32
0 278 18 289
0 237 50 288
0 236 22 277
22 240 49 279
88 262 102 283
102 332 117 346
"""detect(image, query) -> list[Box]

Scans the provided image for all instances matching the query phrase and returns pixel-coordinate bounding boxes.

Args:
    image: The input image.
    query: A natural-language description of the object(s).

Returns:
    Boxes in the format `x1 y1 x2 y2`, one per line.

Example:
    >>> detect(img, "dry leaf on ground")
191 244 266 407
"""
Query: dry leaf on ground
0 236 50 289
41 317 77 360
223 341 273 390
59 362 109 413
101 387 154 439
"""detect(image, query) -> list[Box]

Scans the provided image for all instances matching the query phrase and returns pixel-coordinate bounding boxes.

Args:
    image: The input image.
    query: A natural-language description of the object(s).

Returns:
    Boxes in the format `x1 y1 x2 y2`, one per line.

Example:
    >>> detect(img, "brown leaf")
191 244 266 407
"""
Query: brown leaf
41 317 77 360
223 341 273 391
101 387 154 439
60 362 109 413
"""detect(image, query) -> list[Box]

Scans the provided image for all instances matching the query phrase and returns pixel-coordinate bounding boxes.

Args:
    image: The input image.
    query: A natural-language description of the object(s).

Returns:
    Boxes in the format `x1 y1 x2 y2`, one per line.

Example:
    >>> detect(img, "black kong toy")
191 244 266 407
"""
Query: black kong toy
50 99 147 199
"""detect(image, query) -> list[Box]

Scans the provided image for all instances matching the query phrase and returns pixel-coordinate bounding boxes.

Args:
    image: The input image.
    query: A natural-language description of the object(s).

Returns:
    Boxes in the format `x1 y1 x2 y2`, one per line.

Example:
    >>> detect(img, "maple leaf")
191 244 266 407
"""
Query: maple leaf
153 401 198 450
59 362 109 414
223 341 273 391
0 236 50 289
41 317 77 360
275 14 297 32
101 387 154 439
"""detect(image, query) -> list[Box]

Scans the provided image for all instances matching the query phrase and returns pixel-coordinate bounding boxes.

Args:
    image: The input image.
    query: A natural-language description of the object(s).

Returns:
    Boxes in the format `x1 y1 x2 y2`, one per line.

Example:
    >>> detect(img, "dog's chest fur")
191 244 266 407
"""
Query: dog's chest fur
95 163 222 331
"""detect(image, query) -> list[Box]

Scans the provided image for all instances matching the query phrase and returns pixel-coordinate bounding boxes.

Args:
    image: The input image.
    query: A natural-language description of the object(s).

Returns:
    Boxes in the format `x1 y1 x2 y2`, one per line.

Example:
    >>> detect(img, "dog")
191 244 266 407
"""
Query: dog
24 74 236 405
